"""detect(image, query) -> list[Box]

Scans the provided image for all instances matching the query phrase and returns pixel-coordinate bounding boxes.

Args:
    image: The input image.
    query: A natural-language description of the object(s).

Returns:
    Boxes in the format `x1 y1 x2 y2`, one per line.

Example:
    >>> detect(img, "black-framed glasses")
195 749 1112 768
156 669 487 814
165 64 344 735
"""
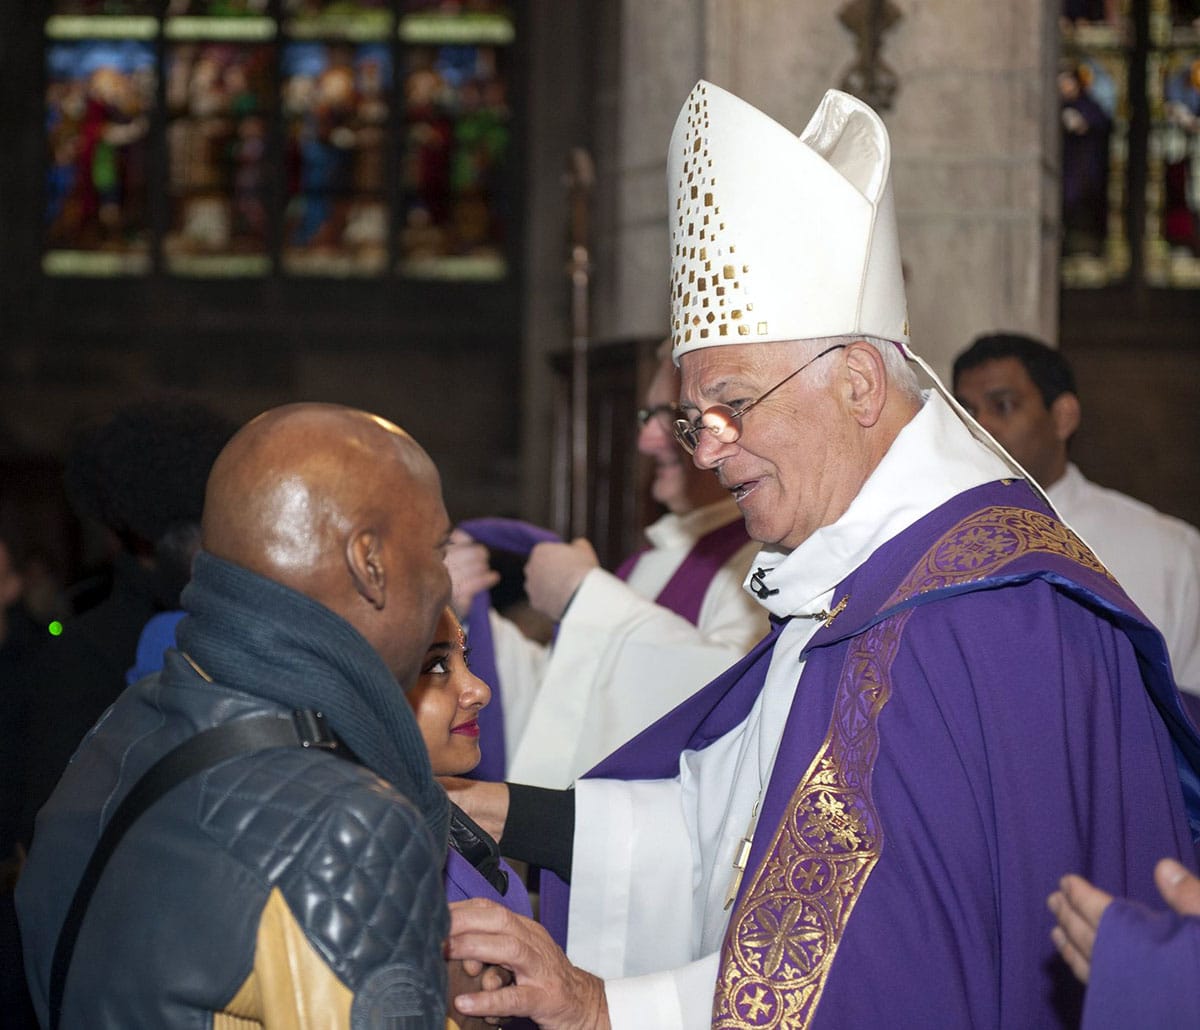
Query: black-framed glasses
637 403 676 428
671 344 847 454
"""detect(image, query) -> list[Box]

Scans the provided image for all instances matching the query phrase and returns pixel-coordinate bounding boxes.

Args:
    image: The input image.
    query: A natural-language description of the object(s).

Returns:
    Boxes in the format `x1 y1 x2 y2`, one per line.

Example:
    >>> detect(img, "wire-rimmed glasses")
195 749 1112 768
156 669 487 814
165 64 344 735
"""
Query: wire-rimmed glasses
671 344 847 454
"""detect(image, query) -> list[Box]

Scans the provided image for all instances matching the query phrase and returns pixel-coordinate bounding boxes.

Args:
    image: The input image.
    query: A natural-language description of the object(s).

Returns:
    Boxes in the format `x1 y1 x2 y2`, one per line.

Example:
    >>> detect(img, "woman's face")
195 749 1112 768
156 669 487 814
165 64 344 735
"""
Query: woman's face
406 606 490 776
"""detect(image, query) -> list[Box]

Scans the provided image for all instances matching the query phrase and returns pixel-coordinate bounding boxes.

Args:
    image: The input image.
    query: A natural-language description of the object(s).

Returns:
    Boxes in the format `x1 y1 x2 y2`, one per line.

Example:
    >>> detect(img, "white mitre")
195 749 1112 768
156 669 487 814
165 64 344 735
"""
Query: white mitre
668 81 908 360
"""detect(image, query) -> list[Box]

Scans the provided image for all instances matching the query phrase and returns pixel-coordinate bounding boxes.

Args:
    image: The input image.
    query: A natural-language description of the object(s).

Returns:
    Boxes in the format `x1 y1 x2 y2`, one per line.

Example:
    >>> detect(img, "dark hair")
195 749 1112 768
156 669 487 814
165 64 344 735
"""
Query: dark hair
63 398 237 550
952 333 1077 408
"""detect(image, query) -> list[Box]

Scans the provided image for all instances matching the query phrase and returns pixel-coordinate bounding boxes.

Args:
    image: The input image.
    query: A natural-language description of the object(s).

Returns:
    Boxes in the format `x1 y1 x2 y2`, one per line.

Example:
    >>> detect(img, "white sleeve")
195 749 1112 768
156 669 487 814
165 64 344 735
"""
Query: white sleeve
1163 528 1200 696
603 952 721 1030
562 541 765 660
567 778 695 980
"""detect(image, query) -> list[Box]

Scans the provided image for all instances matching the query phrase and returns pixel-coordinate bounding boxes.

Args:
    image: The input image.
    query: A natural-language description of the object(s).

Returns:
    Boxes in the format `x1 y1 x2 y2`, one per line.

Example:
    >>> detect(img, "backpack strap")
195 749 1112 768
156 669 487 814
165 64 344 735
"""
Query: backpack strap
48 709 339 1030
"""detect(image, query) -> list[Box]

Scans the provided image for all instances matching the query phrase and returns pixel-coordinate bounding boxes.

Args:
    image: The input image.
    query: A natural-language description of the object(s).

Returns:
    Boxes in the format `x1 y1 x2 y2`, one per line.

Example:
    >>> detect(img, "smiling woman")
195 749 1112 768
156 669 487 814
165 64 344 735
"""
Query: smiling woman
406 605 533 918
406 606 491 777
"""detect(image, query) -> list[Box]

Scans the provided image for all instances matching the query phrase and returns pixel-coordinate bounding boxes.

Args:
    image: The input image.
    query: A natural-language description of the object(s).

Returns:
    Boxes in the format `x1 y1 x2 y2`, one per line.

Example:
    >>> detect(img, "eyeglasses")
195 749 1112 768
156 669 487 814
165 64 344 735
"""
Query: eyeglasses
637 403 676 428
671 344 847 454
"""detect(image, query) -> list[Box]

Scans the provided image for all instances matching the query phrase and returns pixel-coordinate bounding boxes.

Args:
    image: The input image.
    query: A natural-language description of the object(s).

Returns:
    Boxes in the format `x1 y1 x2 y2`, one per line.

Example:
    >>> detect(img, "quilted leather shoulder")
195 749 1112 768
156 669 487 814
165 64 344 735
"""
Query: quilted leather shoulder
198 748 448 1000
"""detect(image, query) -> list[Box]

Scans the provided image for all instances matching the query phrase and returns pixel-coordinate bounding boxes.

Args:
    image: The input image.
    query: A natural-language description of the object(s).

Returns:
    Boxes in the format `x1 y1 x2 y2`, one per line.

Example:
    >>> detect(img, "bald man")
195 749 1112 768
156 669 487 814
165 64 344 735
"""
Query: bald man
17 404 458 1029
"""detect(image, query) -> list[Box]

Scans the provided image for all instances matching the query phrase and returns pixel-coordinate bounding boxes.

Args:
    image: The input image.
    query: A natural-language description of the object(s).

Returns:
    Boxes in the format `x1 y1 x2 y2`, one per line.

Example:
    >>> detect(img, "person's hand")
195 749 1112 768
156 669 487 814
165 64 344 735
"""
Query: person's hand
447 898 610 1030
1154 856 1200 916
447 956 513 1030
1048 858 1200 986
439 777 510 843
445 528 502 620
1048 873 1113 984
524 539 599 621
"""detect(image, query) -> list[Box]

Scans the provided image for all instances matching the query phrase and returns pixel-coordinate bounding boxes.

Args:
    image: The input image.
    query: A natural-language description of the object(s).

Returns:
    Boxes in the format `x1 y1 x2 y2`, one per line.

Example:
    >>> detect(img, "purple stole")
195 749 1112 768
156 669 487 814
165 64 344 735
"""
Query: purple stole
459 518 561 781
443 849 537 1030
542 480 1200 1026
443 847 533 917
615 515 751 625
461 513 748 779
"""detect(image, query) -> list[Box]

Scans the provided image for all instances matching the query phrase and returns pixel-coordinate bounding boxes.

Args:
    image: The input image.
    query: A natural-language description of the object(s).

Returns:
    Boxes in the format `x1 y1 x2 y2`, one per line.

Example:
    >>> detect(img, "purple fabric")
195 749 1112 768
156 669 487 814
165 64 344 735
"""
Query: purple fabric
1182 691 1200 733
543 480 1200 1025
1084 899 1200 1029
654 518 750 626
612 518 749 626
458 514 749 778
443 847 532 917
125 610 186 685
443 848 537 1030
457 519 561 781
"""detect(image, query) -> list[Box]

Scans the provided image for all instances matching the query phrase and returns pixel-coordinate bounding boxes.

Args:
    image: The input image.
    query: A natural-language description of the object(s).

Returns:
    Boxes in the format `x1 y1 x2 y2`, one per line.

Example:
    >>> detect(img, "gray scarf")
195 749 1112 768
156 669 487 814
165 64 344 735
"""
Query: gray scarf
175 551 449 848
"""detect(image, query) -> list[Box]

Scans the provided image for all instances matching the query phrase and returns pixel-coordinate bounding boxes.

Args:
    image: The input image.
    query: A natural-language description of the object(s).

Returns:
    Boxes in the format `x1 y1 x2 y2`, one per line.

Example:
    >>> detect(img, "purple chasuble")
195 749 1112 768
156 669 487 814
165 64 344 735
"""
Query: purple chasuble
458 518 561 781
544 480 1200 1029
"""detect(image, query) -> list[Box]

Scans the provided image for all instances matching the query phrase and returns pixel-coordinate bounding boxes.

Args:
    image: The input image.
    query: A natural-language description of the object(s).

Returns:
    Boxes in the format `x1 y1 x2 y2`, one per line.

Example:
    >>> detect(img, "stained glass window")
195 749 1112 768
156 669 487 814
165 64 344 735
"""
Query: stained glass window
40 0 516 281
1061 0 1200 290
1060 0 1133 286
1146 0 1200 284
44 36 156 275
164 40 275 275
282 40 392 274
398 41 510 278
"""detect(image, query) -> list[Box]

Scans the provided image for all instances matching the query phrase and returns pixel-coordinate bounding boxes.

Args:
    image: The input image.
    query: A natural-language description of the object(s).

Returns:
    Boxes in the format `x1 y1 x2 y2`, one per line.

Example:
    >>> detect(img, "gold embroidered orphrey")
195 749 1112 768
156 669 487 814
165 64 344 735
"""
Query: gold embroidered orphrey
712 505 1108 1028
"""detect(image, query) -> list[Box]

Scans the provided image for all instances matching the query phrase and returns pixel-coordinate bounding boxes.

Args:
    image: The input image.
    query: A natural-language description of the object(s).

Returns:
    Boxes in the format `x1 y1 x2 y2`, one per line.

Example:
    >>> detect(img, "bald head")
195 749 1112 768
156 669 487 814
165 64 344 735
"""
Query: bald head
203 403 452 687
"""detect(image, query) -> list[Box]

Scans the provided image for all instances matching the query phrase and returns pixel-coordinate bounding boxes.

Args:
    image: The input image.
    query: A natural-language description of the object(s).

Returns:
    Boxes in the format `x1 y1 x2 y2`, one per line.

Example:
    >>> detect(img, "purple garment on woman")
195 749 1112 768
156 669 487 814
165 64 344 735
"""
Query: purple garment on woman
444 847 536 1030
1083 899 1200 1029
544 480 1200 1027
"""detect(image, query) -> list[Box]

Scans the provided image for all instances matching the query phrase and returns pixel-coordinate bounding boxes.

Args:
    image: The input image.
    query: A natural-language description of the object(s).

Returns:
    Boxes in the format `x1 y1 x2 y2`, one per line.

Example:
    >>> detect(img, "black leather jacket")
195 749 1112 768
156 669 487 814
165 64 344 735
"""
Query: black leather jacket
16 665 448 1027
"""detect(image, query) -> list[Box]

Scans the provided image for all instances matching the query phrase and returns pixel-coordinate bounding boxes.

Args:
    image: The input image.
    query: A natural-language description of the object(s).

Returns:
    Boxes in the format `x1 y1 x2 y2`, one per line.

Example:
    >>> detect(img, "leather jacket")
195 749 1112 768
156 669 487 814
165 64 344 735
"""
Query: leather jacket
16 666 448 1028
